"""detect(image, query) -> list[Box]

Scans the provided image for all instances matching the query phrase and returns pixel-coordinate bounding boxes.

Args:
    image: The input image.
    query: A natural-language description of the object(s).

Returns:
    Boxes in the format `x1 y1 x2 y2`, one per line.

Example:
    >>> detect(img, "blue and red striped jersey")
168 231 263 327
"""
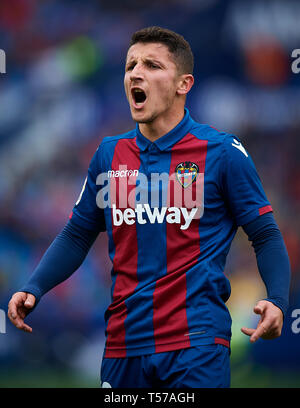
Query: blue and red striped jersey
70 109 272 358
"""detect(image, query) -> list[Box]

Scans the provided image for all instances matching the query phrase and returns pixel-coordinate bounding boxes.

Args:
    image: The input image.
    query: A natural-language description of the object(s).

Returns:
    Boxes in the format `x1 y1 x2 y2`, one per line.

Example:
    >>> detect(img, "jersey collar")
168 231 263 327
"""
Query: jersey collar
135 108 194 152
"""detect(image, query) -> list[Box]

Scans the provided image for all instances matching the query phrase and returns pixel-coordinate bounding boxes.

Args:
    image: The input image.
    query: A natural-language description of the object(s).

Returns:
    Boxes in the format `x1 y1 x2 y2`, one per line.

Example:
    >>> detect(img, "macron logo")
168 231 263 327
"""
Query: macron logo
112 204 198 230
108 169 139 178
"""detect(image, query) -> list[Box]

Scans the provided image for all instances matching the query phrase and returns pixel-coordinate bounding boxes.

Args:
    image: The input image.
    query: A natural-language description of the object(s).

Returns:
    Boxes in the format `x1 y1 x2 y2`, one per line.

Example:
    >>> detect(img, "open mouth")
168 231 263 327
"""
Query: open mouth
131 88 147 108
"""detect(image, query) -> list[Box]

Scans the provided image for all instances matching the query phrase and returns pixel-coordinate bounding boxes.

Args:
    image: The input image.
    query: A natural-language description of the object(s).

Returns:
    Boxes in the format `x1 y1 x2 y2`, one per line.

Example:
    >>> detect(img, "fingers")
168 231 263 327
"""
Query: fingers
24 293 36 309
250 301 272 342
241 300 284 343
242 322 277 343
253 301 267 316
7 292 35 333
249 322 268 343
11 315 33 333
8 306 33 332
8 292 25 321
240 325 266 342
7 299 18 321
241 327 255 337
241 323 267 342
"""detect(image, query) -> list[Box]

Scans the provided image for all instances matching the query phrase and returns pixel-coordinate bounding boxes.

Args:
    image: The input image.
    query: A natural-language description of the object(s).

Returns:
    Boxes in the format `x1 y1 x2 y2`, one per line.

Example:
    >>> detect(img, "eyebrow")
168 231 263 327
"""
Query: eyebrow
125 57 165 68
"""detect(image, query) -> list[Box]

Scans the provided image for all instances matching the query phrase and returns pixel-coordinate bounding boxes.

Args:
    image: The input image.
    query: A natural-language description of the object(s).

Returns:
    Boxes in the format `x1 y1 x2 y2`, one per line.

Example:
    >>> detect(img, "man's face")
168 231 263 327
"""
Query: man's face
124 42 181 124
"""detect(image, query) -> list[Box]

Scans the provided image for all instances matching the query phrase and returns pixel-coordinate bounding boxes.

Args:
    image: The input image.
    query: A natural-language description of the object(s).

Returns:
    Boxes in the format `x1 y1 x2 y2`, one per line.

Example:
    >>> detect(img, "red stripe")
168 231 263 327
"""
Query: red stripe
104 138 140 358
215 337 230 348
153 134 208 353
259 205 273 216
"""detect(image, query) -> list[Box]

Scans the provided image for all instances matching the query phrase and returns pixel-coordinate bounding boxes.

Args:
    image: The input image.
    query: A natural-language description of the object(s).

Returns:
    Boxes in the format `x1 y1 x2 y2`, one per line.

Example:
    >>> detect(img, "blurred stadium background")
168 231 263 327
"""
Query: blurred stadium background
0 0 300 388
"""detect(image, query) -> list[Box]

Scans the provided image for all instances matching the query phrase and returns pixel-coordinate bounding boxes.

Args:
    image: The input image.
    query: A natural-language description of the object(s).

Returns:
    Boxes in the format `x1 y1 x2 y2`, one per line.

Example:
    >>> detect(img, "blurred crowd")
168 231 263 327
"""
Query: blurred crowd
0 0 300 385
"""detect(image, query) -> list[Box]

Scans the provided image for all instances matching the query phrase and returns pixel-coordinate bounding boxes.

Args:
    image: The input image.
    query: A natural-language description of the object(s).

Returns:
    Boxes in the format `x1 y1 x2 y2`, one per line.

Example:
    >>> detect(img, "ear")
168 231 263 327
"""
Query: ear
176 74 194 96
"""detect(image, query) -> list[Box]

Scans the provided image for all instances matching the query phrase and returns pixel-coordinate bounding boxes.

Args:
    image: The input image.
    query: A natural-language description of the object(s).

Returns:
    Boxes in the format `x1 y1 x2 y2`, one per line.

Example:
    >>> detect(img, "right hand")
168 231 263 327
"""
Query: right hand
7 292 36 333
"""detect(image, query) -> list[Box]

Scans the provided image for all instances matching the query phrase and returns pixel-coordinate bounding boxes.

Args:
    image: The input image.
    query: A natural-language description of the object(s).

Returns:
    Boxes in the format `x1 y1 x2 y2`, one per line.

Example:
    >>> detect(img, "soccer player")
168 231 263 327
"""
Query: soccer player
8 27 290 388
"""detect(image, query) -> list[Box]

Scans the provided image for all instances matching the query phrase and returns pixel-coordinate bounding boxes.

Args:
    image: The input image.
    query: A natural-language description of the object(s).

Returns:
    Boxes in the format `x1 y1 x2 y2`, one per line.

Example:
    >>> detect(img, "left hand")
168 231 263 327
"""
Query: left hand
241 300 284 343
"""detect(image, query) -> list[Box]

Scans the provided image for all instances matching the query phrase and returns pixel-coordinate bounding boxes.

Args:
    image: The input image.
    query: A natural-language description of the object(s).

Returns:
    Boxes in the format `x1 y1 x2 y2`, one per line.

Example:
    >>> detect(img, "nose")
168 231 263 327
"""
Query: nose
130 62 144 81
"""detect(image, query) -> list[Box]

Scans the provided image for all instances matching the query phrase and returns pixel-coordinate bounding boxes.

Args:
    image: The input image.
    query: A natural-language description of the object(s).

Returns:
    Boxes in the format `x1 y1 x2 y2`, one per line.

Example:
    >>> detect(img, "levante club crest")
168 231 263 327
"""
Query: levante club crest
175 161 199 188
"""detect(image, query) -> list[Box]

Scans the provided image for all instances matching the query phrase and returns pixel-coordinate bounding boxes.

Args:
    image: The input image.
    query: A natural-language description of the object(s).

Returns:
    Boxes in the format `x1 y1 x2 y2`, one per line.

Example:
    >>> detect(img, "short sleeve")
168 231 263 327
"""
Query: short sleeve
220 135 272 226
69 147 106 232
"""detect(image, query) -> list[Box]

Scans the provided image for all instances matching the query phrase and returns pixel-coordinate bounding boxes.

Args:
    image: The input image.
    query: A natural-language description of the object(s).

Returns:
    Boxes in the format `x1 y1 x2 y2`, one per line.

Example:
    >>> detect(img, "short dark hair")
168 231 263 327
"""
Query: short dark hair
129 26 194 75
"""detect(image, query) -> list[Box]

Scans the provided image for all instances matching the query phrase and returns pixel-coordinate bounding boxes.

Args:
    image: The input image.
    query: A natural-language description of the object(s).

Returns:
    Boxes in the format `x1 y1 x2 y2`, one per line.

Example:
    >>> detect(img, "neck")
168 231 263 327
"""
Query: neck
138 108 185 142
